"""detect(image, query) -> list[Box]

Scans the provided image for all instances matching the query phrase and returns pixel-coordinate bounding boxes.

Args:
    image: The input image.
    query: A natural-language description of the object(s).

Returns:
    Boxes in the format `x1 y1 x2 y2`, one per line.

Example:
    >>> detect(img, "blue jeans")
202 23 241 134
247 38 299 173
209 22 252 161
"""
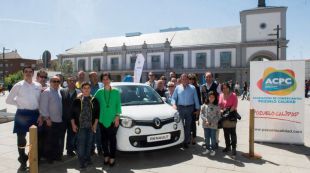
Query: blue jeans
91 125 102 152
204 128 216 150
178 105 194 144
77 128 93 166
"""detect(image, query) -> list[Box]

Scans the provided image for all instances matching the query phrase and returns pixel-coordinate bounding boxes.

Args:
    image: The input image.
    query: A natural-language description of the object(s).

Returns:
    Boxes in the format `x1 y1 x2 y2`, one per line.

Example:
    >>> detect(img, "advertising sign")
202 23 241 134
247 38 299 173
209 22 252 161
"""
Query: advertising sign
250 61 305 144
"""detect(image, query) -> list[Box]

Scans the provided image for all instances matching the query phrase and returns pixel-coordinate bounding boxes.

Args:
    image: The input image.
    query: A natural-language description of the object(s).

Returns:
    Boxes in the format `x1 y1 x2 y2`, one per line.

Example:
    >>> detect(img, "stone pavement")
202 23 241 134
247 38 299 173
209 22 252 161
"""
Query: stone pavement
0 91 309 173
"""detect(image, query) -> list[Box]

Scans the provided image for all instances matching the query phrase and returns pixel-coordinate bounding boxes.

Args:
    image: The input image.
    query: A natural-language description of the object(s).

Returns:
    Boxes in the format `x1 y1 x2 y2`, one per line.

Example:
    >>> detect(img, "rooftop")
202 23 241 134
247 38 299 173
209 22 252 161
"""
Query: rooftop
60 26 241 56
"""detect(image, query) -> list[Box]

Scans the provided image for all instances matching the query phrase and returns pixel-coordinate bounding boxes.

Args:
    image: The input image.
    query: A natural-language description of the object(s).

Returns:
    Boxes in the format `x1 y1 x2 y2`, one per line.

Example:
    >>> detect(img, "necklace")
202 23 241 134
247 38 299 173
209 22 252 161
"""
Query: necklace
104 86 111 108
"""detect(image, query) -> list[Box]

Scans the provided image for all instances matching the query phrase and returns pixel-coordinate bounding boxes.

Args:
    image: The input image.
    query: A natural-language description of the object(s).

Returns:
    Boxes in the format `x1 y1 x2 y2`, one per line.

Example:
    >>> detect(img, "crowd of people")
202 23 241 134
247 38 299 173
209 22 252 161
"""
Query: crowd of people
6 66 246 171
147 71 241 156
6 67 121 171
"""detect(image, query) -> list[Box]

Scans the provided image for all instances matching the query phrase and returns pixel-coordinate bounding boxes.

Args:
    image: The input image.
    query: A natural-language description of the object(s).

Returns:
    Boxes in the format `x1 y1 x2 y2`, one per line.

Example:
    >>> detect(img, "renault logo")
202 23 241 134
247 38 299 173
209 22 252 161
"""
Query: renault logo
154 118 161 128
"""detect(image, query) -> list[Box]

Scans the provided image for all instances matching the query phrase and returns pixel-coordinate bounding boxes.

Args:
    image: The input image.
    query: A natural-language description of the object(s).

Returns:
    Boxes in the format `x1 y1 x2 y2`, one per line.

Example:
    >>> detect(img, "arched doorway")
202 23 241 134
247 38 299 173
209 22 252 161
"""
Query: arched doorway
248 50 277 65
251 55 272 61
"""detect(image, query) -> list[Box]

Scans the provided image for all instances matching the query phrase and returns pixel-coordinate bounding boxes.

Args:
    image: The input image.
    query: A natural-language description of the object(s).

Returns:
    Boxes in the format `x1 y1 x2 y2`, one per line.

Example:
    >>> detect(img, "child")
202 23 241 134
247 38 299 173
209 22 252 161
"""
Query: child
201 91 221 156
71 82 100 169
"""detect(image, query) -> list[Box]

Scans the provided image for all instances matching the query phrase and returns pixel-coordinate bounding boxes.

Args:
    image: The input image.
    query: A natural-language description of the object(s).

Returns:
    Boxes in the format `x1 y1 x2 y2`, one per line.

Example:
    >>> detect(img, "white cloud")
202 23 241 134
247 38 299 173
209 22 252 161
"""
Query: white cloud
0 18 51 26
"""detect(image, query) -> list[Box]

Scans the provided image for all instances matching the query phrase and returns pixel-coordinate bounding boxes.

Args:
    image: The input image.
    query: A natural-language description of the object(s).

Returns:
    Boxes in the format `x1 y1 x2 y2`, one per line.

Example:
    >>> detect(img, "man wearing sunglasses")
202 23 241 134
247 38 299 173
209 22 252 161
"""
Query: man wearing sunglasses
39 76 63 163
6 66 42 171
36 69 49 91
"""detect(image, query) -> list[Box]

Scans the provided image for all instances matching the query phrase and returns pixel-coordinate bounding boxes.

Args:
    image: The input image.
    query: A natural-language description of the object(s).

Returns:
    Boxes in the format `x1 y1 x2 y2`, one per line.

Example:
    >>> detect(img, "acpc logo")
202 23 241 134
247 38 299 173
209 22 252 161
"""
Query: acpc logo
257 67 297 96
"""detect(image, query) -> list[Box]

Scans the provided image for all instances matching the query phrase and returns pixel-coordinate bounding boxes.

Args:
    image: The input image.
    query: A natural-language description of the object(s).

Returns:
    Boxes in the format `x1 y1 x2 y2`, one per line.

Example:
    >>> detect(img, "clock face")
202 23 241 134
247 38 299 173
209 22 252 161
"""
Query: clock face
260 23 267 29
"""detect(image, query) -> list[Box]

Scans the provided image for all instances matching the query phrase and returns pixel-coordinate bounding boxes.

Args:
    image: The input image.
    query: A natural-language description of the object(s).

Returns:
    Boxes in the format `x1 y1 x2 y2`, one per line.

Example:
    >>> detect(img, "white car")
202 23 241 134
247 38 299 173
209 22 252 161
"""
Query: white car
112 82 184 151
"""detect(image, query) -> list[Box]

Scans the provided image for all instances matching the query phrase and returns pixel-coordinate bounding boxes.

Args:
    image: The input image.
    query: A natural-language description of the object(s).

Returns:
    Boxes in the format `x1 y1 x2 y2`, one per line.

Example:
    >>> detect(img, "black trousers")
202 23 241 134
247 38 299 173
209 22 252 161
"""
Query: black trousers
44 122 64 161
190 114 197 138
17 133 27 164
100 123 118 158
223 127 237 149
38 123 46 160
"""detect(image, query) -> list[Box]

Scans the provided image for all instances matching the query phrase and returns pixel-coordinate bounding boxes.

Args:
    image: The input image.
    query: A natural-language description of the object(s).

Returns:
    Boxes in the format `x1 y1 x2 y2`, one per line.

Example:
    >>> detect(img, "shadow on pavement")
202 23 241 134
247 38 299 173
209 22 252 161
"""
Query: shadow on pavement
257 142 310 156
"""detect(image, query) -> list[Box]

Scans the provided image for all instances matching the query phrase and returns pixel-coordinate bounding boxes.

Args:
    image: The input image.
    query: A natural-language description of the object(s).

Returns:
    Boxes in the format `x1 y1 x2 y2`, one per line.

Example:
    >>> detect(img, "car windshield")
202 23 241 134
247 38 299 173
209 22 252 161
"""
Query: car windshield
114 85 164 106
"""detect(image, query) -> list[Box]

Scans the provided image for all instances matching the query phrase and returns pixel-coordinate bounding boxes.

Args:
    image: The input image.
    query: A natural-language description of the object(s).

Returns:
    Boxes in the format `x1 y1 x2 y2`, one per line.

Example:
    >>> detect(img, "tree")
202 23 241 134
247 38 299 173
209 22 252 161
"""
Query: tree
61 60 74 75
50 60 61 71
4 71 23 87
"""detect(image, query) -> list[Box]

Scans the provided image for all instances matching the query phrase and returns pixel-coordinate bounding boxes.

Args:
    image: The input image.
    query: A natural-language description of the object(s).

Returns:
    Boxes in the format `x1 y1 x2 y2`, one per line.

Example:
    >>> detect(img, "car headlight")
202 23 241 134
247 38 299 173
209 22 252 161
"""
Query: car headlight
174 112 180 123
120 117 134 128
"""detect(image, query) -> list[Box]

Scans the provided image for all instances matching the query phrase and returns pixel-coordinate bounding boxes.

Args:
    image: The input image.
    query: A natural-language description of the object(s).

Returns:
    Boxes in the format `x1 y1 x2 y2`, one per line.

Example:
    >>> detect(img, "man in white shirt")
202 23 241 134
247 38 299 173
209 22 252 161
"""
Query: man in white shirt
6 66 43 171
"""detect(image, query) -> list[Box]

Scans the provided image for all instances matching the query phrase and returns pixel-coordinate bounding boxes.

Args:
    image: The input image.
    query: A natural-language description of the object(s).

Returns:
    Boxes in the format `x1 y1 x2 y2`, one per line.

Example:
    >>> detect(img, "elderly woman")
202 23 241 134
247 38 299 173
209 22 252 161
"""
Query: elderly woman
218 82 238 156
155 80 167 98
165 81 175 105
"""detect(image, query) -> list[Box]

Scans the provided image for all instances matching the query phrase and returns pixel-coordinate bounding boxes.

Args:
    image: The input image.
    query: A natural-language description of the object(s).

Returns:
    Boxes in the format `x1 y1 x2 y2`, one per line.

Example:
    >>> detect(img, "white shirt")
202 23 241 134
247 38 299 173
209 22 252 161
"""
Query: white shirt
6 80 42 110
205 81 222 94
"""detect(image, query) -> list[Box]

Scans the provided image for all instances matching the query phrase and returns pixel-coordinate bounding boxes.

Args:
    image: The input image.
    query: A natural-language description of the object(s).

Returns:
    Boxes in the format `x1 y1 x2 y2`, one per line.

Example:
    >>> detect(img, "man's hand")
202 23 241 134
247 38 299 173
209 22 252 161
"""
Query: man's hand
92 124 97 133
194 110 200 116
37 116 43 127
72 123 78 133
172 104 177 110
114 116 120 127
46 118 52 127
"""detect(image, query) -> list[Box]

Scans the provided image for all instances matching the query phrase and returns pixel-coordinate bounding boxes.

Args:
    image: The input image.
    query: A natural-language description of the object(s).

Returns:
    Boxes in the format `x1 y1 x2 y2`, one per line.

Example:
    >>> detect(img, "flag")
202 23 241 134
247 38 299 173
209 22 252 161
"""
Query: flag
134 54 145 83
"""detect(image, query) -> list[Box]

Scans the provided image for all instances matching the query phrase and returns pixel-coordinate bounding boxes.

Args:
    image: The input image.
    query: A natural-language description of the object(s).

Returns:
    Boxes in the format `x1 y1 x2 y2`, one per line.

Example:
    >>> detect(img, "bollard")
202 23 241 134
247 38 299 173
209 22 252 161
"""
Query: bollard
29 125 38 173
243 109 262 159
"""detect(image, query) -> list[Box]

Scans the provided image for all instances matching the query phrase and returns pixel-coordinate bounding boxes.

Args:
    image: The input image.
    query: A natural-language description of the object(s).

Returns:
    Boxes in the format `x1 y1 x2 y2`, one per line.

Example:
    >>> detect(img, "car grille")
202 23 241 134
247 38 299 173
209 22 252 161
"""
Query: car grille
129 130 181 148
134 117 174 129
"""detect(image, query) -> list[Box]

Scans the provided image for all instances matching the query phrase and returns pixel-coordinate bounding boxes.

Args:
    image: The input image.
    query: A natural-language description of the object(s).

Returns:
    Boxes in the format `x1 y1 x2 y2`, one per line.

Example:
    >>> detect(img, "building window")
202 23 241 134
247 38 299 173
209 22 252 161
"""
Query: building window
220 52 231 68
111 58 119 70
174 54 184 68
20 63 24 67
151 55 161 69
0 64 2 67
93 59 101 71
130 56 137 70
196 53 206 68
78 59 86 71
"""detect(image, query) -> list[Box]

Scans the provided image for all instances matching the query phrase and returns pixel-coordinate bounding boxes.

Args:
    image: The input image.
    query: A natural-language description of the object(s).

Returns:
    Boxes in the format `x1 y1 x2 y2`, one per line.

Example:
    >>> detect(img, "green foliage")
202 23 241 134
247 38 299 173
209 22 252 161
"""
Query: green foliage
50 60 61 71
61 60 74 75
4 71 23 87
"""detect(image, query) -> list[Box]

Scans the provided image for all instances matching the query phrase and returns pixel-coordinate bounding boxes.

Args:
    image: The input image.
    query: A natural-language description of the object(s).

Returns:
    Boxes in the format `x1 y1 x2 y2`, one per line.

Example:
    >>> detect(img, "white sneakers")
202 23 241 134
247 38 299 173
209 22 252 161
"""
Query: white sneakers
210 150 216 156
202 149 210 155
202 149 216 156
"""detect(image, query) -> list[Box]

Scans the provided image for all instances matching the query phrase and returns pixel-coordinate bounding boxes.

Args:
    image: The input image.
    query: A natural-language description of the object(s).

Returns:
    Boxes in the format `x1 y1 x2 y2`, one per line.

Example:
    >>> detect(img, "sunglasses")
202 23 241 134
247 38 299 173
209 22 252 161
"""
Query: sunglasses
168 85 175 88
51 80 60 83
40 76 47 79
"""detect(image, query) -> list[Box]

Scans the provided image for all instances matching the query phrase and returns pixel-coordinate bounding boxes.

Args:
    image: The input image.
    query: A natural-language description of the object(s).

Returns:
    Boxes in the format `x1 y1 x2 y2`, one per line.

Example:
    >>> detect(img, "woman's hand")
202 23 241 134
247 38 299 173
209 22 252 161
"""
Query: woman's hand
114 116 120 127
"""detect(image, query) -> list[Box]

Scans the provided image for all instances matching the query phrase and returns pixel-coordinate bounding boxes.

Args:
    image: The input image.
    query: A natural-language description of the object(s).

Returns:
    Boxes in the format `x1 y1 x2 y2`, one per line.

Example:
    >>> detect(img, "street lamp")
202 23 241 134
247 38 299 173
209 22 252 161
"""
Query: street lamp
1 47 10 86
268 25 287 61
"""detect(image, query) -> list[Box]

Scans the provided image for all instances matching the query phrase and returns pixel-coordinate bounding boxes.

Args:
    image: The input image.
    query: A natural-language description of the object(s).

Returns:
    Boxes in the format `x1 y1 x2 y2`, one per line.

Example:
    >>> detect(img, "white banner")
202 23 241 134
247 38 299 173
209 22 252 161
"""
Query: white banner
134 54 145 83
250 60 305 144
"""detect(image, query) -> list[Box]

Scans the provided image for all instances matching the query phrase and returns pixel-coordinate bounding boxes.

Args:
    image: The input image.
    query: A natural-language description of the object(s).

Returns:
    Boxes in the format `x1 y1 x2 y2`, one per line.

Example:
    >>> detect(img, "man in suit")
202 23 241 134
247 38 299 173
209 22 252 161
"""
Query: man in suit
60 75 81 156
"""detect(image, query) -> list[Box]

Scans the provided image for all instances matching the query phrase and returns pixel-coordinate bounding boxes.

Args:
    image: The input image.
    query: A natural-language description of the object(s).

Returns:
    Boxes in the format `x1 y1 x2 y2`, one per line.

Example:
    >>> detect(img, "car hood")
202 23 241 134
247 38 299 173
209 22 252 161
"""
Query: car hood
121 103 177 120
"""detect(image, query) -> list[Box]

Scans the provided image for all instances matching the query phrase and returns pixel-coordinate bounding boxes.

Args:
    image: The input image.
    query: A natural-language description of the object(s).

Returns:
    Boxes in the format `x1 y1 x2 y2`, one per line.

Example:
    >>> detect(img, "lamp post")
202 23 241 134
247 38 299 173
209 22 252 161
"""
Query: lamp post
268 25 281 60
2 47 10 85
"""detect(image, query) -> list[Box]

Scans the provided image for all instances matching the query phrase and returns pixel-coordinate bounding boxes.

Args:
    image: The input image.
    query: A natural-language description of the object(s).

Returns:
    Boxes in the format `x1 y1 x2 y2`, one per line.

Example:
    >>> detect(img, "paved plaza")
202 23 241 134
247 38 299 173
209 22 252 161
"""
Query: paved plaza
0 91 309 173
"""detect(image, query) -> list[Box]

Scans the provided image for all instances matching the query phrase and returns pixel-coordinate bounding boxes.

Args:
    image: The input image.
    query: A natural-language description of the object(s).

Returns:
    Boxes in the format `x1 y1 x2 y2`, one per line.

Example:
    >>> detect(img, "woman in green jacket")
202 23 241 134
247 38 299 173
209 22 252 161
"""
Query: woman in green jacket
95 72 121 166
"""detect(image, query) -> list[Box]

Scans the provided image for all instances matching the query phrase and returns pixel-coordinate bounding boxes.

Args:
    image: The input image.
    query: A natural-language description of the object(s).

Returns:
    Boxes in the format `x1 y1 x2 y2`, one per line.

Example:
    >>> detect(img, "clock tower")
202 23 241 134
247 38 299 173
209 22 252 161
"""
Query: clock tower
240 0 287 42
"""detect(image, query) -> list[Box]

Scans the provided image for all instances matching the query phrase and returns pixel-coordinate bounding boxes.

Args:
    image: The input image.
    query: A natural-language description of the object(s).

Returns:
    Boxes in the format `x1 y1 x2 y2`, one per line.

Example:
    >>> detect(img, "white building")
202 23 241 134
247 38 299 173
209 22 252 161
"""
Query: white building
58 1 288 83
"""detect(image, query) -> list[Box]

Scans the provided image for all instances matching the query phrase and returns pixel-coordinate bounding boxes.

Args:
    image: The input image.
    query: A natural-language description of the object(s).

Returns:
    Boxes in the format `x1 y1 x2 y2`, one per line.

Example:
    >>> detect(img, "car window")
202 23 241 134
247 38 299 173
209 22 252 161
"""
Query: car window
114 85 164 106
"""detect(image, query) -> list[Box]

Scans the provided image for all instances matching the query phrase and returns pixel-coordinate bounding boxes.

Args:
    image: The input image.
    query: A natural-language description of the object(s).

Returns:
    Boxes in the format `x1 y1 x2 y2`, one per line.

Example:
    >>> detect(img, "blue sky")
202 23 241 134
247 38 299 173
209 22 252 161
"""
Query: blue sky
0 0 309 60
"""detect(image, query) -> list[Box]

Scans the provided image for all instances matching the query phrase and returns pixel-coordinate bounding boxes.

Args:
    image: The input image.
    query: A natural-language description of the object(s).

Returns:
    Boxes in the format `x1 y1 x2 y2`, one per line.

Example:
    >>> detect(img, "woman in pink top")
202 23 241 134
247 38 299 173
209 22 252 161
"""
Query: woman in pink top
218 82 238 156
